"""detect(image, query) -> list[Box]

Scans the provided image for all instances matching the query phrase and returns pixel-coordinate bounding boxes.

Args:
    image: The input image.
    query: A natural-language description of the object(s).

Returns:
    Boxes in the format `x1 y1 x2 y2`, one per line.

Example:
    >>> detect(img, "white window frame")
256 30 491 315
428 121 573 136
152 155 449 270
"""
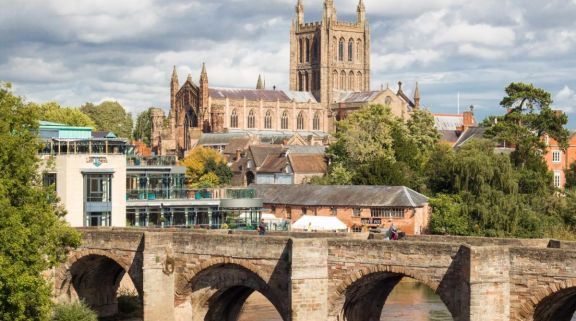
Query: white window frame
552 150 562 163
554 171 562 188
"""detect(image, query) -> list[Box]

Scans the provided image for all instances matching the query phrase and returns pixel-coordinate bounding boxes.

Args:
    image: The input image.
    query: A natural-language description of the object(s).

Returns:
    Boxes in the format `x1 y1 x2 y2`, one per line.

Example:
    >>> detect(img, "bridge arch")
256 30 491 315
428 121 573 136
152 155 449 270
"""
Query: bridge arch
56 249 142 318
176 258 288 321
329 265 453 321
519 279 576 321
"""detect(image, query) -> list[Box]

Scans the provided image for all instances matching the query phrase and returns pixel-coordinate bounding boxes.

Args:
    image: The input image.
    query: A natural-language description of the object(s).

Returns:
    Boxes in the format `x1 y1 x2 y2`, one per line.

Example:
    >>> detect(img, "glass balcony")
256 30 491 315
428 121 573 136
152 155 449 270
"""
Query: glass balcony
127 156 177 167
126 187 258 201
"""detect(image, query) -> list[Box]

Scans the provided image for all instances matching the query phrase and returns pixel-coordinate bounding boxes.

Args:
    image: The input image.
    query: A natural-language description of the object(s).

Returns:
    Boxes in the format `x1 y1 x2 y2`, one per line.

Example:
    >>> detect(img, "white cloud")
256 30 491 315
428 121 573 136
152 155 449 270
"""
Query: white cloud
373 49 442 71
554 85 576 114
458 44 508 60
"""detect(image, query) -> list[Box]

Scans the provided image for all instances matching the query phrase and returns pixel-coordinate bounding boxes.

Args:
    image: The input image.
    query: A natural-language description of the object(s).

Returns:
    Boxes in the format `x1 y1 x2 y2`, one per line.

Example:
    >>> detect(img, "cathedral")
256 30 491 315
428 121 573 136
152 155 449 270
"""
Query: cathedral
151 0 420 158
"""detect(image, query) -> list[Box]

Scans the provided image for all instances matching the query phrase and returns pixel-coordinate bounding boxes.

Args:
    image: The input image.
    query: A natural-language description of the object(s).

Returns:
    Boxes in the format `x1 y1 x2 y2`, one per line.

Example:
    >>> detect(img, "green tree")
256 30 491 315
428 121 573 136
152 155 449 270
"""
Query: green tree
181 147 232 188
428 194 469 236
80 101 133 139
52 301 97 321
36 102 96 128
133 108 152 146
0 83 80 321
406 109 441 160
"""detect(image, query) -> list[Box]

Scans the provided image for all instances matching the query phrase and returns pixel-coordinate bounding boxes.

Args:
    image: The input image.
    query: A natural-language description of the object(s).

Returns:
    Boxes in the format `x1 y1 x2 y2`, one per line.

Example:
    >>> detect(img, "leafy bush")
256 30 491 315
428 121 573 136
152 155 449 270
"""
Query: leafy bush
52 301 97 321
117 288 141 315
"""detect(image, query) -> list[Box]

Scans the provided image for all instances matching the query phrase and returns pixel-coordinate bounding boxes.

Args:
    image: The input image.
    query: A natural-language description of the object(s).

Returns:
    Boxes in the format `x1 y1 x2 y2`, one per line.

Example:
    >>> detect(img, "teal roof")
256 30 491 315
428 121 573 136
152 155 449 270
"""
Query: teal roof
39 120 93 139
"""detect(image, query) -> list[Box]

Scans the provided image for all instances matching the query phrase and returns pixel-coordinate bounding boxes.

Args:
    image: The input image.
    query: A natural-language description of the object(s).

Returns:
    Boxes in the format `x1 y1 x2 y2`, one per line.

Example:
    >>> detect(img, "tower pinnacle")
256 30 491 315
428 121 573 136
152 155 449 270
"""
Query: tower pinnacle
296 0 304 25
414 82 421 109
357 0 365 23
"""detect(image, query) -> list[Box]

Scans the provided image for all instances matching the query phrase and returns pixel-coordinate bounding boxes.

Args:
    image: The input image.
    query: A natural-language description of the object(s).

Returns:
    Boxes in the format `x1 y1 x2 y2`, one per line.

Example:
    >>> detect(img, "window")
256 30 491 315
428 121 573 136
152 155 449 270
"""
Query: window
552 150 561 163
370 208 404 218
357 71 362 91
357 39 362 63
353 208 361 217
286 207 292 219
340 71 346 91
86 174 112 202
299 38 303 63
313 112 320 130
230 109 238 128
302 207 307 215
349 71 355 91
306 38 310 62
333 70 339 89
331 207 337 216
247 109 255 128
297 112 304 130
554 171 562 188
281 111 289 129
348 40 353 62
265 110 272 129
338 39 344 61
42 173 57 189
86 212 111 227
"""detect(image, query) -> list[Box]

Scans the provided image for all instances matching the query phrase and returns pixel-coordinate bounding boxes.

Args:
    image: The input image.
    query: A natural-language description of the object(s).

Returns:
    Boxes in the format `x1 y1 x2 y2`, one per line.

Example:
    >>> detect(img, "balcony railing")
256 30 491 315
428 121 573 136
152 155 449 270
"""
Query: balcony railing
127 156 178 167
126 188 257 201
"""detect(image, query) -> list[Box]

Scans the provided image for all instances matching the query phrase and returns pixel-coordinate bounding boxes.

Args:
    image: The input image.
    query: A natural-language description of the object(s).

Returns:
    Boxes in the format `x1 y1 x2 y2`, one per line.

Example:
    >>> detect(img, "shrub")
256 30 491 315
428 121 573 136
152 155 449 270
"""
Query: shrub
117 288 141 315
52 301 97 321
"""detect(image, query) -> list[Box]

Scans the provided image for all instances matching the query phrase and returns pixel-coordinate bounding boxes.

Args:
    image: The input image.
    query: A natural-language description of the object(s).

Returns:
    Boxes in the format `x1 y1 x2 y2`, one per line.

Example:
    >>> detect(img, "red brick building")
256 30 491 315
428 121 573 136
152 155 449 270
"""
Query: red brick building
543 132 576 189
252 184 430 234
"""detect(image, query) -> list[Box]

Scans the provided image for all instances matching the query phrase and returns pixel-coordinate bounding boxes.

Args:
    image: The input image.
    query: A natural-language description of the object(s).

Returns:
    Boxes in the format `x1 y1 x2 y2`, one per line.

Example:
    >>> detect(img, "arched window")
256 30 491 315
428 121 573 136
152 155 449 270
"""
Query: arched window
340 71 346 91
349 71 355 91
348 39 354 62
312 38 319 62
385 96 392 105
298 72 303 91
338 39 344 61
313 112 320 131
264 110 272 129
306 38 310 62
357 71 362 91
230 109 238 128
333 37 338 62
297 112 304 130
333 70 339 89
304 71 309 91
281 111 289 130
357 39 362 63
299 38 303 63
247 109 255 128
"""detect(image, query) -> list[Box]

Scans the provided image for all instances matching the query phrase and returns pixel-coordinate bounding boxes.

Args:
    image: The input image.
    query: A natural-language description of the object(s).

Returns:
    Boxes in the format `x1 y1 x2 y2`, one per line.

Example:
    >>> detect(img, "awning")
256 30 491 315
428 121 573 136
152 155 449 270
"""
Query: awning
292 215 348 231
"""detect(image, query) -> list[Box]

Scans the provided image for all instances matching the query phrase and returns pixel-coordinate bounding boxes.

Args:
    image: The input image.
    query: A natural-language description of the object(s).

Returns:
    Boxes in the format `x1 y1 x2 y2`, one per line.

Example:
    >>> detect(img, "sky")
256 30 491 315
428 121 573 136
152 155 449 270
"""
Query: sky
1 0 576 127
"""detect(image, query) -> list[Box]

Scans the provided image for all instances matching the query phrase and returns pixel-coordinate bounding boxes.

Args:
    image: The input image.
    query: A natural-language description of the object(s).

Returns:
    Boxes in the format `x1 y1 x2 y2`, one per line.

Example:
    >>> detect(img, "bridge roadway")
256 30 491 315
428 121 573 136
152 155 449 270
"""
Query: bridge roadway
51 228 576 321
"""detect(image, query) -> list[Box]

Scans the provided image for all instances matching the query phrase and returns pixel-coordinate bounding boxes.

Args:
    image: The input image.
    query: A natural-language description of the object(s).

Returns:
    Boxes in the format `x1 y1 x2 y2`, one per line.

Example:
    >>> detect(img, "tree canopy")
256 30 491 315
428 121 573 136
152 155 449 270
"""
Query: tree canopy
133 108 152 146
80 101 133 139
36 102 96 128
180 147 232 188
0 83 80 321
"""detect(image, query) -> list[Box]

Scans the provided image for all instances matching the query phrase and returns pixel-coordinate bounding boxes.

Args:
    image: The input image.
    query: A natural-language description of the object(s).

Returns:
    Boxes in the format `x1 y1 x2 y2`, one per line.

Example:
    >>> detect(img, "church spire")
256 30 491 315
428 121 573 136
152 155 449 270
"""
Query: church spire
200 62 208 82
414 81 421 109
170 66 179 110
256 74 264 90
357 0 365 24
295 0 304 25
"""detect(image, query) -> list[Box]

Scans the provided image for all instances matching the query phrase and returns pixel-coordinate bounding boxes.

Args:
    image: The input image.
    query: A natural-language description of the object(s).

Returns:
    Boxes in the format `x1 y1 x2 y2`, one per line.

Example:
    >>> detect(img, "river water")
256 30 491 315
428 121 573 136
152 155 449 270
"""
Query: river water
238 279 453 321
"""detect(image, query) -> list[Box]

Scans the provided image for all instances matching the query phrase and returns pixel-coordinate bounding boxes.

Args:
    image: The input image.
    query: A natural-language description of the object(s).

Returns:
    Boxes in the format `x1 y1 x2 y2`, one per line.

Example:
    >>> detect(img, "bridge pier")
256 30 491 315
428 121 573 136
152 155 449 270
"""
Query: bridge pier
468 246 510 321
143 233 175 321
290 239 329 321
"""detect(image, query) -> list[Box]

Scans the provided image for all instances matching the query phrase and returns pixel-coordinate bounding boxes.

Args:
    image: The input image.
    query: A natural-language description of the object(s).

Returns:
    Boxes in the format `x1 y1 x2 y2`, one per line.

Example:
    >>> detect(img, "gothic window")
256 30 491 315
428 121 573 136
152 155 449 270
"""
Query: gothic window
385 96 392 105
340 71 346 91
264 110 272 129
313 112 320 131
247 109 255 128
357 71 363 91
338 39 344 61
333 70 339 89
312 37 319 63
281 111 289 129
306 38 310 62
299 39 303 63
348 39 354 62
230 109 238 128
333 37 337 62
304 71 309 91
297 112 304 130
357 39 362 63
298 72 303 91
349 71 355 91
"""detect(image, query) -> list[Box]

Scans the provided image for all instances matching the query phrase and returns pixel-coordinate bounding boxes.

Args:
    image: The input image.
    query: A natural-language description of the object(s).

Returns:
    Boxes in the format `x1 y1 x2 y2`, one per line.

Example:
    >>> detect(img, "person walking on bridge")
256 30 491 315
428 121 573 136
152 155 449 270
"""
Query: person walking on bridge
258 219 266 236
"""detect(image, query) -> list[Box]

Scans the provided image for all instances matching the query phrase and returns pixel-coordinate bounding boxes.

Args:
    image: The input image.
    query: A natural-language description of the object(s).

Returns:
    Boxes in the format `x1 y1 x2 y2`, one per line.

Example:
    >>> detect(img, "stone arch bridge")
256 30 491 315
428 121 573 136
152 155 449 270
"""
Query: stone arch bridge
52 228 576 321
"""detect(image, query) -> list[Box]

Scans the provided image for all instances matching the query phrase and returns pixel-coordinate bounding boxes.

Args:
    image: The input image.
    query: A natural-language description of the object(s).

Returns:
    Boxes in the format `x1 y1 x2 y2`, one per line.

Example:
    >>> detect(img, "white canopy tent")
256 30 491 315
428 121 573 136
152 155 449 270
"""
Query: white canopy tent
291 215 348 232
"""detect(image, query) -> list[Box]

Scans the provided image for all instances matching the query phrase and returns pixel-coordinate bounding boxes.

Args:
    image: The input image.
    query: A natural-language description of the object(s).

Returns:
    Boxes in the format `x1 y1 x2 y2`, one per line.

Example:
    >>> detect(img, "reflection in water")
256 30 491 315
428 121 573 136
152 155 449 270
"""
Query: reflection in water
380 279 452 321
237 279 452 321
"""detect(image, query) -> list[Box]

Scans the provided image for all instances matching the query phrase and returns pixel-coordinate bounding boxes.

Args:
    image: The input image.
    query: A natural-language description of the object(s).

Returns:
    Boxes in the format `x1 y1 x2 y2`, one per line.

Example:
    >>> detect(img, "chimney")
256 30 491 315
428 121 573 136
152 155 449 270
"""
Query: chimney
463 106 475 128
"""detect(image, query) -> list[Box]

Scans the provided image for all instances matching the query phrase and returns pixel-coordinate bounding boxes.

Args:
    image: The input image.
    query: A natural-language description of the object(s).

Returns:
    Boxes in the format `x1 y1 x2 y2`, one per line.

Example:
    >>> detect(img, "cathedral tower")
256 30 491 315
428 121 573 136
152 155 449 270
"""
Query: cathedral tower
290 0 371 104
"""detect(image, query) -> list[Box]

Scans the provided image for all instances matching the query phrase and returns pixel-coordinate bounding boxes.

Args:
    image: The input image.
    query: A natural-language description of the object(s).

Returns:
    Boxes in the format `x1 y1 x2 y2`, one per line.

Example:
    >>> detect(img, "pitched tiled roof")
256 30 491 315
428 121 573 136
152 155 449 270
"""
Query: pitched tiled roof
288 154 327 174
258 151 289 173
209 87 317 103
198 132 249 145
249 145 284 167
252 185 429 207
333 91 381 103
439 130 460 144
223 137 252 155
453 127 487 148
434 114 464 131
